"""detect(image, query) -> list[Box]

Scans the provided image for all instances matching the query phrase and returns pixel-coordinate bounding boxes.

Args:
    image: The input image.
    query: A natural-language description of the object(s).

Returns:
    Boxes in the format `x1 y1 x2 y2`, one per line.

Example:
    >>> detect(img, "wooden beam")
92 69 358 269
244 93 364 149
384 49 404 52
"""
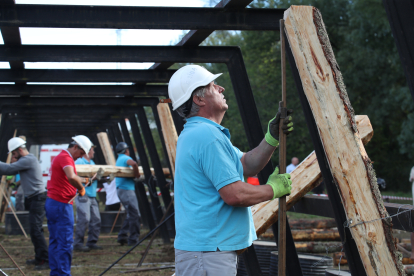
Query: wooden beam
156 103 178 178
0 129 16 222
284 6 403 275
252 115 373 237
96 132 116 166
75 164 171 178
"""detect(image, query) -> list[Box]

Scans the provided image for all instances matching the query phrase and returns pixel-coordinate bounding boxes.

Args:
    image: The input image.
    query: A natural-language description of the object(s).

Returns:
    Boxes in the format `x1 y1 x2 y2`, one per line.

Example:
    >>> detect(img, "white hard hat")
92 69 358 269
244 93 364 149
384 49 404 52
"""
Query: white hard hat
8 137 26 154
71 135 92 154
168 65 222 110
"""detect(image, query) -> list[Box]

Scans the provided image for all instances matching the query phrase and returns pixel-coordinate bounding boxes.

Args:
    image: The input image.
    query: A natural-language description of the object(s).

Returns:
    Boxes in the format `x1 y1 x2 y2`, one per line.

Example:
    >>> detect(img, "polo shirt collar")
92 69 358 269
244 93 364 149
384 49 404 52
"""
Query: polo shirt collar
82 157 91 164
186 116 231 139
63 149 73 160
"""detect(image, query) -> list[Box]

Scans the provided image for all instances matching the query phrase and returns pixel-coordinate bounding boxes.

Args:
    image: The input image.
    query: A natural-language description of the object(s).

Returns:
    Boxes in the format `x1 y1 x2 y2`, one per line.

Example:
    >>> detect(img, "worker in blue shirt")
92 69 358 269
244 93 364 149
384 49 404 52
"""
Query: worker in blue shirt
169 65 294 275
115 142 141 246
73 144 103 252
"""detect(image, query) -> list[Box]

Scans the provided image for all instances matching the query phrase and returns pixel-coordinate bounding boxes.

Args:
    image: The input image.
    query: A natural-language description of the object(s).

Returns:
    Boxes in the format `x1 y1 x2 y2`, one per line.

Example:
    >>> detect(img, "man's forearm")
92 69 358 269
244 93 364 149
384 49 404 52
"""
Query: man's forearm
219 180 273 207
242 138 276 177
68 176 84 190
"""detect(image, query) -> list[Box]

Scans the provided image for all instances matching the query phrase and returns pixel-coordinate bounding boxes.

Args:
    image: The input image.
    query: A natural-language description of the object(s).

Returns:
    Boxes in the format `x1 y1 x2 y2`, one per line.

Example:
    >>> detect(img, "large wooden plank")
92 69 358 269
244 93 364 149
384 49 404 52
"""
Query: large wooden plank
75 164 170 178
97 132 116 166
156 103 178 178
252 115 372 236
283 6 403 275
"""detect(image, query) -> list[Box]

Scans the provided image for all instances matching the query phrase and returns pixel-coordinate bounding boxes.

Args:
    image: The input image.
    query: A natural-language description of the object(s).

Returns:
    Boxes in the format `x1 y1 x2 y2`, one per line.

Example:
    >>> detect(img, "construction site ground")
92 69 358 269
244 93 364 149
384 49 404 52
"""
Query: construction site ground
0 191 411 275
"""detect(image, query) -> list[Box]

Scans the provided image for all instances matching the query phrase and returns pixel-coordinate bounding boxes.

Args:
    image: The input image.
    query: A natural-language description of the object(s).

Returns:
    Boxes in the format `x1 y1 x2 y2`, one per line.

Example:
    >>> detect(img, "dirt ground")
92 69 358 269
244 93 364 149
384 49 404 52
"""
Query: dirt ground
0 228 175 276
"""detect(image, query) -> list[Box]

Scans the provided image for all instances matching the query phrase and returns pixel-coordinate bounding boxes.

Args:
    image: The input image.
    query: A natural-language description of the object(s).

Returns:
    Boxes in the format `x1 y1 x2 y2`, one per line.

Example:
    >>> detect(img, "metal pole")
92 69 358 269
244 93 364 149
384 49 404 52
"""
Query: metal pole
278 18 287 276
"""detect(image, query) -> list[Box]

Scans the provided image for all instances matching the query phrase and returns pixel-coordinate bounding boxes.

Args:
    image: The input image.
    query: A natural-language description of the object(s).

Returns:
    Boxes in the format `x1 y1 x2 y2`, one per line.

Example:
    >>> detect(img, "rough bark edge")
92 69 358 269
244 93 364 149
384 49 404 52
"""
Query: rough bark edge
312 7 405 276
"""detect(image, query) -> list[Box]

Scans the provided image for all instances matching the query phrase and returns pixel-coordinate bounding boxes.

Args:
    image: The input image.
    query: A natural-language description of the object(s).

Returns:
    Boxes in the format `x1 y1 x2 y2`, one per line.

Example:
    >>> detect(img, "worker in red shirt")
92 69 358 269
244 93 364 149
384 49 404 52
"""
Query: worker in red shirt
45 135 93 276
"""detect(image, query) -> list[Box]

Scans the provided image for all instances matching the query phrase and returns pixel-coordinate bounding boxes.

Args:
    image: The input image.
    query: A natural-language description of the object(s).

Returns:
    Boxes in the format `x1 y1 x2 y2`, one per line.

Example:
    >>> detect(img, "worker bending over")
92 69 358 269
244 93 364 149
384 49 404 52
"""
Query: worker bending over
169 65 294 275
46 135 94 276
0 137 49 270
73 144 102 252
115 142 141 246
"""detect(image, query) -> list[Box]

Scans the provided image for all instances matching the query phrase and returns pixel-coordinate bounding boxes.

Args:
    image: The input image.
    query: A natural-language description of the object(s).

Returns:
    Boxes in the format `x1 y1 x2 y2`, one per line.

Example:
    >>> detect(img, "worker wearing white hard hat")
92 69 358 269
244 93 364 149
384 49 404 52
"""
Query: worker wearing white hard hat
170 65 294 275
0 137 49 270
45 135 96 275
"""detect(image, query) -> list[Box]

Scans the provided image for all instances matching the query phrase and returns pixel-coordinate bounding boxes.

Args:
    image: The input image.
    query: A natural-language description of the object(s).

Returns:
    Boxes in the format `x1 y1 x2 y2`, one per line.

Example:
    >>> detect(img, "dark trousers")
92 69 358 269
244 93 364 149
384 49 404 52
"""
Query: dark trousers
105 203 121 211
45 198 74 276
24 192 48 262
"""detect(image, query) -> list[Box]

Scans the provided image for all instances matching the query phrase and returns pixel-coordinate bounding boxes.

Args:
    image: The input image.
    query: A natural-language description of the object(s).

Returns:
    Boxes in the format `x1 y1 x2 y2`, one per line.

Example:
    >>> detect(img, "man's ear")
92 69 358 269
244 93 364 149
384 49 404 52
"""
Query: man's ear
193 94 205 107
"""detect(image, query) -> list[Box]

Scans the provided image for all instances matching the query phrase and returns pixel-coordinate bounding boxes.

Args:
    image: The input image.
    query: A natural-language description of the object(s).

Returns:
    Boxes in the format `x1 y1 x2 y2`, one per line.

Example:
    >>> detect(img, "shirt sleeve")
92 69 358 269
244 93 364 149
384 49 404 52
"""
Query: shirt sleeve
200 140 242 191
74 158 85 165
232 146 244 160
61 154 74 169
0 156 32 175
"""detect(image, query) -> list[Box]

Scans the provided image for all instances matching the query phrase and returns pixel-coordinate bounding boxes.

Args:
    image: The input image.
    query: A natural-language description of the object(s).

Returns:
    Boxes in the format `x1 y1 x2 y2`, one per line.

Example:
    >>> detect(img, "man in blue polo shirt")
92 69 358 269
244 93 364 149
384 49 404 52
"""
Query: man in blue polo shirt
74 144 103 252
169 65 294 275
115 142 141 246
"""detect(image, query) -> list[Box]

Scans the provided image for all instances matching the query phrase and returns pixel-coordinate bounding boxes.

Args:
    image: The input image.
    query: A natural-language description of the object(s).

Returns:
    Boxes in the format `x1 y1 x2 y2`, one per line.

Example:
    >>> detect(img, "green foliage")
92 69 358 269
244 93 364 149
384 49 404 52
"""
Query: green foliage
198 0 412 191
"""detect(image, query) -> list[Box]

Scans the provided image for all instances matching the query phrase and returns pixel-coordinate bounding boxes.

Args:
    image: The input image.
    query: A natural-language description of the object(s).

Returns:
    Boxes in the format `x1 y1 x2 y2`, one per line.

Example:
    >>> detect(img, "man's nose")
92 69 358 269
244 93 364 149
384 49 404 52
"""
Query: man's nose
219 86 225 93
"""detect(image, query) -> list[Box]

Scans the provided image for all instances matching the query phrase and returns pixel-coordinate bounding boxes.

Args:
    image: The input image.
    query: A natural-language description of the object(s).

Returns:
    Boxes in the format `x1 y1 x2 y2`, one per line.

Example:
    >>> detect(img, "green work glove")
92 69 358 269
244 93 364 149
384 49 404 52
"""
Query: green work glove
265 109 294 147
266 167 292 200
6 175 13 181
9 182 16 189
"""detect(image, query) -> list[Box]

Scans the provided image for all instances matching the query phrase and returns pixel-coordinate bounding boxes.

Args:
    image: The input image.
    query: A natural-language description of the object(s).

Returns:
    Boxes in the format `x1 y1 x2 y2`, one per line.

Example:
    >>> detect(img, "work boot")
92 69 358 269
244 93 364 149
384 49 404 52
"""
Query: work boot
117 238 128 246
26 259 36 265
34 260 50 270
128 241 138 246
87 244 103 250
73 244 91 252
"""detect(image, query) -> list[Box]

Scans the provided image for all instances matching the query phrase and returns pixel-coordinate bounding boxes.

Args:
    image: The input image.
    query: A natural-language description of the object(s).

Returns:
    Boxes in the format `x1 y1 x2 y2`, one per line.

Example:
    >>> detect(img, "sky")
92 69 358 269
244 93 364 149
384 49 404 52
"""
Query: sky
1 0 209 78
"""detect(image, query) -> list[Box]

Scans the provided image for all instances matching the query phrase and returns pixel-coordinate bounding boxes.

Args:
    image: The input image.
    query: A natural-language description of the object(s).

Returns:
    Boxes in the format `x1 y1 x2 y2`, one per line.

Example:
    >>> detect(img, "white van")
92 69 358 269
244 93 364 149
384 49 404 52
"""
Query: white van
39 144 68 187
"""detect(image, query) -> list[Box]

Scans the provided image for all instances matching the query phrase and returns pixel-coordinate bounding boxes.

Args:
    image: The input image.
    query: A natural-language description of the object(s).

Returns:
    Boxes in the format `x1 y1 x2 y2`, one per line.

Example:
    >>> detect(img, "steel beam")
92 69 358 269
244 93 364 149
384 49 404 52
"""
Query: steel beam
0 97 159 110
136 107 174 238
0 45 238 63
0 5 283 30
128 114 170 243
383 0 414 104
151 0 254 70
0 69 175 83
0 84 168 97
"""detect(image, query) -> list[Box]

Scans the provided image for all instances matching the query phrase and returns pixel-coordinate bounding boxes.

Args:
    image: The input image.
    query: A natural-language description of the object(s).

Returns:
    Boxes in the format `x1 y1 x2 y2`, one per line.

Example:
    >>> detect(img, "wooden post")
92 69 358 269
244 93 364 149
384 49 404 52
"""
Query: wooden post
97 132 116 166
156 103 178 178
75 164 171 178
284 6 404 275
0 129 17 222
278 18 287 276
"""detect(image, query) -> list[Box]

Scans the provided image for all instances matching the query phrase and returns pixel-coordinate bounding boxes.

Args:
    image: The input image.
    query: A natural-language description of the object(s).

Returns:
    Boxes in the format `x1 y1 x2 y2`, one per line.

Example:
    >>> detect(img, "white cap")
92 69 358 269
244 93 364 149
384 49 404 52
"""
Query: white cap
168 65 222 110
71 135 92 154
8 137 26 154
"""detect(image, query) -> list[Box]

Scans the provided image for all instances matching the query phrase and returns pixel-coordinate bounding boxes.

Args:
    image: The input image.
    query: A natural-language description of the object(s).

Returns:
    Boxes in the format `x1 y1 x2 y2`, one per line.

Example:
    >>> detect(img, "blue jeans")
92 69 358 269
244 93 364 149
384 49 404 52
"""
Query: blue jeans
45 198 74 276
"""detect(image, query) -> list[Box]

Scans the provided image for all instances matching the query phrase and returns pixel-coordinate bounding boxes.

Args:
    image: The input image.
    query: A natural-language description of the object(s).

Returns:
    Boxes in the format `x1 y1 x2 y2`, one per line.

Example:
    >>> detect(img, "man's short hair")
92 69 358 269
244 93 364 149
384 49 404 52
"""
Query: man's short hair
176 84 209 119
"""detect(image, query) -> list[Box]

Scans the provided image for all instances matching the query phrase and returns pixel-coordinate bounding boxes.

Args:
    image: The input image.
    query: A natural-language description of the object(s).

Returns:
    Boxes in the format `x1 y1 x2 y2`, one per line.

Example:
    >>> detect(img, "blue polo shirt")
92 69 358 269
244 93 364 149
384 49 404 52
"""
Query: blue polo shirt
174 116 257 252
115 154 135 190
75 157 98 198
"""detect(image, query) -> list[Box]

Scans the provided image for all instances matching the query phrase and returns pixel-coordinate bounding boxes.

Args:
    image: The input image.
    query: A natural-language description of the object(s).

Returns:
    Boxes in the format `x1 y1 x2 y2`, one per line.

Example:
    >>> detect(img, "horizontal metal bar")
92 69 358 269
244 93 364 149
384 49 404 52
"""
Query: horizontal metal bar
0 84 168 96
0 5 283 30
2 106 143 114
0 97 159 109
292 195 414 232
0 69 175 82
0 45 236 63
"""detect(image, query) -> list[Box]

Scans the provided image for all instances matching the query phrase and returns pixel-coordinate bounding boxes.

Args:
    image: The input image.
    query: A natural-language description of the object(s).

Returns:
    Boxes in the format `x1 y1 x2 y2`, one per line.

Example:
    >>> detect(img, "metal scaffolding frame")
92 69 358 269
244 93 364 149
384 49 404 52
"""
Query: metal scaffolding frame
1 0 411 275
